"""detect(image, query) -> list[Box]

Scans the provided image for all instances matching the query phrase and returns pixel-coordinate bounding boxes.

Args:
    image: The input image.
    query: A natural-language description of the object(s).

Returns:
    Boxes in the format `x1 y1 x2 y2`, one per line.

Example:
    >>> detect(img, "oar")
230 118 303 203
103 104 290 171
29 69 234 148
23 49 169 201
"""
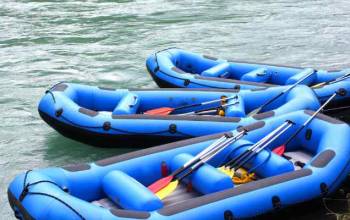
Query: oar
144 95 238 115
312 72 350 89
231 121 294 172
223 120 293 171
218 120 293 177
180 101 239 116
148 134 228 193
272 89 344 156
148 129 246 193
248 70 315 116
156 130 247 199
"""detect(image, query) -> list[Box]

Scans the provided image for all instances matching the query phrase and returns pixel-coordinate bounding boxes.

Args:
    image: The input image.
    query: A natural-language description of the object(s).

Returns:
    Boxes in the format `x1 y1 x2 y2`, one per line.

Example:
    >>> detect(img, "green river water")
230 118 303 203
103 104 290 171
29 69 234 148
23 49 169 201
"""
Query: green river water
1 0 350 219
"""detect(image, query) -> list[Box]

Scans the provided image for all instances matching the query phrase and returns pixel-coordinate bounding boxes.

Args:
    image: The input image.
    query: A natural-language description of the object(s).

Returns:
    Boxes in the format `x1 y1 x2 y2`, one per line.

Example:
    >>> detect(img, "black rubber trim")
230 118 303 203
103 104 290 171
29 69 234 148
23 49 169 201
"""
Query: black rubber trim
147 62 248 89
78 108 98 117
158 169 312 216
250 87 269 91
146 64 180 88
311 150 336 168
130 88 240 93
203 55 218 60
171 66 188 74
112 114 241 122
39 110 188 148
195 76 276 87
237 121 265 132
253 111 275 120
110 208 150 219
227 59 311 69
8 190 35 220
51 83 68 92
95 132 225 166
304 110 345 124
98 87 116 91
63 164 91 172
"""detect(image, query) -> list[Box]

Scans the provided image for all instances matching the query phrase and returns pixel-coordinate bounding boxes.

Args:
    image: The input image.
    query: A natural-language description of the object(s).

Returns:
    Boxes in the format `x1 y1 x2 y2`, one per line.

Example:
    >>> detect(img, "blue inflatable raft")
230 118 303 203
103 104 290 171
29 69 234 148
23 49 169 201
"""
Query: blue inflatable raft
146 48 350 105
39 82 320 147
8 111 350 219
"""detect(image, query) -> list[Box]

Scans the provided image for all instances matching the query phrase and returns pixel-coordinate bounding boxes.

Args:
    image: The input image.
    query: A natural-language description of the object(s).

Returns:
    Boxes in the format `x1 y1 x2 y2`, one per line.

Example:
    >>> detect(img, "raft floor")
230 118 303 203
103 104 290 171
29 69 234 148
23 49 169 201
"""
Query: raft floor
92 183 200 210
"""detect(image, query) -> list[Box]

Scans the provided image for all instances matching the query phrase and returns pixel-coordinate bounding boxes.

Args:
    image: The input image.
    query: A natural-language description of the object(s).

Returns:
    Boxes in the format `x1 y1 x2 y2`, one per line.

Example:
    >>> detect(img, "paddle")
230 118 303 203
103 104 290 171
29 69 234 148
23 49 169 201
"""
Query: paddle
248 70 315 116
144 95 238 115
148 129 246 193
220 120 294 176
312 72 350 89
231 121 294 172
180 101 239 116
155 130 247 199
272 89 345 156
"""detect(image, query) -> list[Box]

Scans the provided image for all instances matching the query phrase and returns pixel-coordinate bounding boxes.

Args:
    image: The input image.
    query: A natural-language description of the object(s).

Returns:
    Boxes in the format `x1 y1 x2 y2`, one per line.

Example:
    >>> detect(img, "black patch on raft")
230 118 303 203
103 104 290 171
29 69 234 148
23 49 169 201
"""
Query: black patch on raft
158 169 312 216
203 55 218 60
51 83 68 92
112 114 241 122
39 110 188 148
195 76 276 87
78 108 98 117
171 66 188 74
305 129 312 140
110 208 150 219
95 132 224 166
253 111 275 120
237 121 265 132
63 164 91 172
311 150 336 168
8 190 35 220
304 110 345 124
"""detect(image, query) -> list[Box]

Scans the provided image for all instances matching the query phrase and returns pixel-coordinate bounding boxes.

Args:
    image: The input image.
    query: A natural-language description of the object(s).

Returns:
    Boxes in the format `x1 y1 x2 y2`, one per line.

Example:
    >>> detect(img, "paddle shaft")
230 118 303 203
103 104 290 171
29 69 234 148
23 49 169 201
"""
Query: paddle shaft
329 73 350 85
283 92 338 147
312 72 350 88
253 70 315 114
180 101 239 115
225 120 292 168
177 130 247 181
232 121 294 171
172 95 238 113
172 130 246 177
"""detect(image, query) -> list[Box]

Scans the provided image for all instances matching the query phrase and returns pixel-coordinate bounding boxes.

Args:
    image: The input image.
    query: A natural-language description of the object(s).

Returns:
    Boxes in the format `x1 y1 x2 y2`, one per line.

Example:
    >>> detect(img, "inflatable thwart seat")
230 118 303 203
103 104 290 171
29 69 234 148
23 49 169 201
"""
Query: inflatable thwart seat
146 48 350 104
38 82 321 147
8 111 350 219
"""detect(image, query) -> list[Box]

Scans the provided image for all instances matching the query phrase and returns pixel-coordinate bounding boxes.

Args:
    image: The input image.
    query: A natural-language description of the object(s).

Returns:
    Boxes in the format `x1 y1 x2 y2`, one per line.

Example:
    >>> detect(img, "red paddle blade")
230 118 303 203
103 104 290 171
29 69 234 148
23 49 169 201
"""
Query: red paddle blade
148 175 174 193
272 145 286 156
144 107 174 115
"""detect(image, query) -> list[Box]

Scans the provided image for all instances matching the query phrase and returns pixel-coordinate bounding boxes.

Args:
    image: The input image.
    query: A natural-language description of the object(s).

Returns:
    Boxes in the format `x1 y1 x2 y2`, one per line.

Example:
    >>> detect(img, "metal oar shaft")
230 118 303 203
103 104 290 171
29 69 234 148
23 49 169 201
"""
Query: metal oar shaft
329 74 350 85
180 101 239 115
233 122 294 171
225 121 292 168
174 130 245 177
284 92 337 147
174 95 238 112
178 131 246 181
255 70 315 114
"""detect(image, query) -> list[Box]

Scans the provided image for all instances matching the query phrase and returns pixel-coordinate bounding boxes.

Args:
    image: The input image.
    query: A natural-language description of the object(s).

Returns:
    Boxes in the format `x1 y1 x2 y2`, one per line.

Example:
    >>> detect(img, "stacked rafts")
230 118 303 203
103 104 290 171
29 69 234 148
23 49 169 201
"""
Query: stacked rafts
8 49 350 219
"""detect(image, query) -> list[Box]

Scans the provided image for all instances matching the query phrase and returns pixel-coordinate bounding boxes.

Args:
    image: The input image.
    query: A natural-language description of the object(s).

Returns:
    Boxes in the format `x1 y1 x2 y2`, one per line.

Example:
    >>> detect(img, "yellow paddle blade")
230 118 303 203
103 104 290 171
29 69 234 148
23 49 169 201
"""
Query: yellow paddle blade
311 82 326 89
218 166 234 178
155 180 179 200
